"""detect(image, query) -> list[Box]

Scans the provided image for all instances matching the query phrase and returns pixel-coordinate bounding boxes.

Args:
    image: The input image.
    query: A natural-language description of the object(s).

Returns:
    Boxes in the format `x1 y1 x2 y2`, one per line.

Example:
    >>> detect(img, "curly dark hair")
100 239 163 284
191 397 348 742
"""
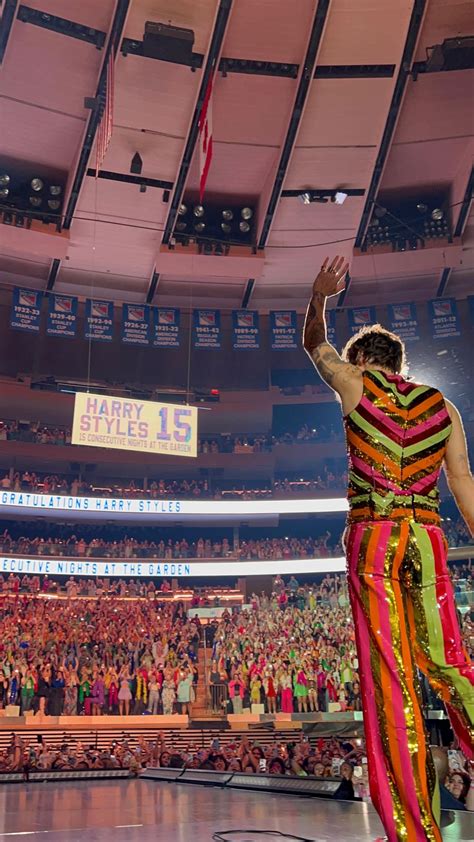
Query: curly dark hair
341 324 406 374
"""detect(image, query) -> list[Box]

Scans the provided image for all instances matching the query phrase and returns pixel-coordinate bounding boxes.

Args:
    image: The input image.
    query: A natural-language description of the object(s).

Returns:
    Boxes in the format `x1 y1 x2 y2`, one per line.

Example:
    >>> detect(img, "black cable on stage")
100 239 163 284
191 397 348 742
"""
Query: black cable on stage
212 831 315 842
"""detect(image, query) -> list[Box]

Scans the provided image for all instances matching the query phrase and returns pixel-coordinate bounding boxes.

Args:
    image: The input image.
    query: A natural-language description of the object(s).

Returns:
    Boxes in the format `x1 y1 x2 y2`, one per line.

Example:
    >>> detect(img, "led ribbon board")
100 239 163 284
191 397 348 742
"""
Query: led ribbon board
71 392 198 457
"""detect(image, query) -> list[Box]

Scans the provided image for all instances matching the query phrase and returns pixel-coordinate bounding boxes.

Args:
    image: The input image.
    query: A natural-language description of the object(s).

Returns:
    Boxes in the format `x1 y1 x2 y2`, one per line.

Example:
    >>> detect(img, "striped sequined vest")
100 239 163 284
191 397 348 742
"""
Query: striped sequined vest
344 370 452 524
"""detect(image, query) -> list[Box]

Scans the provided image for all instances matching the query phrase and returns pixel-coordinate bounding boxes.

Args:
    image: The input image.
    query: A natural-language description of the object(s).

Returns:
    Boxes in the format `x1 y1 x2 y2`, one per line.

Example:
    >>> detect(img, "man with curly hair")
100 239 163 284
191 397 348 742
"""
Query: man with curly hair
303 257 474 842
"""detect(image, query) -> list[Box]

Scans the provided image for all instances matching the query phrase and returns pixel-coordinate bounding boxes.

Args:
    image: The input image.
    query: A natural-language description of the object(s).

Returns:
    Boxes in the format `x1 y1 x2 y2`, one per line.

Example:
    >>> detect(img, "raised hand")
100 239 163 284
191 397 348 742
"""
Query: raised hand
312 256 349 298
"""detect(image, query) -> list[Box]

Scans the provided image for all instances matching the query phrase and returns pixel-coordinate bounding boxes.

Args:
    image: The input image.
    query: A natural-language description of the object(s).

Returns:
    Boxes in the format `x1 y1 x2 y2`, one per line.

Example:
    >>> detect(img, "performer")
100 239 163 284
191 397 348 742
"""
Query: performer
303 257 474 842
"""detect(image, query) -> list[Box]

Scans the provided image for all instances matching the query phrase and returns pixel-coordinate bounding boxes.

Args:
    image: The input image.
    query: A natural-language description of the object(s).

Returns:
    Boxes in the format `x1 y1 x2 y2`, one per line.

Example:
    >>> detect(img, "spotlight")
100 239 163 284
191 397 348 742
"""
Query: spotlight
0 174 10 186
194 222 205 233
221 222 231 234
431 208 444 221
241 207 253 220
239 220 250 233
0 188 9 198
31 178 44 192
416 202 428 214
178 203 187 216
15 214 25 228
299 192 311 205
29 196 42 207
222 209 233 221
49 185 62 196
333 191 348 205
3 212 13 225
47 199 61 210
193 205 205 217
214 243 224 255
374 205 387 218
175 221 187 232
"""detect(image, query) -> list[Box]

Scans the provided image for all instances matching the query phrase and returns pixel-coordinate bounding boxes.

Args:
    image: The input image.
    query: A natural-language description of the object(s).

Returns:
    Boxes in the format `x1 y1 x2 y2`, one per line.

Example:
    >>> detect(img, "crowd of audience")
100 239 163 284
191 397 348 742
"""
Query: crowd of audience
1 730 472 809
0 420 344 450
2 574 470 720
0 524 341 561
0 467 347 501
210 576 361 715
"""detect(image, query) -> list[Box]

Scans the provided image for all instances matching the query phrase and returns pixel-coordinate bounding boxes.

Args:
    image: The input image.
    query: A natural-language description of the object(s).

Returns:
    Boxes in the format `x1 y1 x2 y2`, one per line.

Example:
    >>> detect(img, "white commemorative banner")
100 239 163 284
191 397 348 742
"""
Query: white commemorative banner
0 492 349 521
0 556 346 578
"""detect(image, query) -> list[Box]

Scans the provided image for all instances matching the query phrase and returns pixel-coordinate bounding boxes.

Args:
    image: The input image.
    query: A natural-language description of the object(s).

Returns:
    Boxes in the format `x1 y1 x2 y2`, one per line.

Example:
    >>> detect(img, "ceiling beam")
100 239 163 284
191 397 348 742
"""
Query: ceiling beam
257 0 330 249
86 168 173 191
241 279 255 309
46 258 61 292
354 0 427 249
62 0 131 230
145 270 160 304
453 167 473 238
161 0 234 247
0 0 18 64
436 267 452 298
17 5 106 48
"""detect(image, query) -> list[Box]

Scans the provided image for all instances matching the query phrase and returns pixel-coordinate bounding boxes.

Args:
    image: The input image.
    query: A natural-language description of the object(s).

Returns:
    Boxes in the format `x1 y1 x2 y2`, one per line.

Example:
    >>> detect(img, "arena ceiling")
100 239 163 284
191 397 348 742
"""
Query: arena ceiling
0 0 472 312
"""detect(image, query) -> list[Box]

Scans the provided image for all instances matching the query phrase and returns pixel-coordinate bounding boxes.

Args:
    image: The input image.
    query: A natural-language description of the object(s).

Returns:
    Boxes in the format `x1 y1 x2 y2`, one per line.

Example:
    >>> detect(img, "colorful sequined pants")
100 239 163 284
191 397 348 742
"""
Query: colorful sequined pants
346 520 474 842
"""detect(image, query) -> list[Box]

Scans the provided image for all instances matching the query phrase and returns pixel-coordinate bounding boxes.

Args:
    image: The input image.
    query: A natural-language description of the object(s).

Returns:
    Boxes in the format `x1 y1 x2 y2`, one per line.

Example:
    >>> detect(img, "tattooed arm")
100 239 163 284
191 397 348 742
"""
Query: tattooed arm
444 400 474 536
303 257 362 414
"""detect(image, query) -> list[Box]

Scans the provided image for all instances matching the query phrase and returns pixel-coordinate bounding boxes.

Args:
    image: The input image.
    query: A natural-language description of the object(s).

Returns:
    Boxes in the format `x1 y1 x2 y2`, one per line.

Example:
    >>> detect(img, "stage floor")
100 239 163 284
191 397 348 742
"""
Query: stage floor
0 779 472 841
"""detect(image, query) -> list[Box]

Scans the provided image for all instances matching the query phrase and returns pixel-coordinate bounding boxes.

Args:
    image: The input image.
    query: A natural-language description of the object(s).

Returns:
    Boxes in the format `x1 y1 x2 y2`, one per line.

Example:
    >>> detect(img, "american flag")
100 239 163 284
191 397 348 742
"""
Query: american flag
198 73 214 201
95 54 114 177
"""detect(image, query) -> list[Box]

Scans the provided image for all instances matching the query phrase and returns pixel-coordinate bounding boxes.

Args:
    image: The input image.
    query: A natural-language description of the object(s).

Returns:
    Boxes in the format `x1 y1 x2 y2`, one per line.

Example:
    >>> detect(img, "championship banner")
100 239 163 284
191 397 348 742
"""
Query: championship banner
152 308 180 348
193 309 221 349
232 310 260 350
10 287 43 333
428 298 461 340
46 294 78 339
270 310 297 349
85 299 114 342
348 306 376 335
326 308 337 346
121 303 150 346
387 302 420 342
71 392 198 457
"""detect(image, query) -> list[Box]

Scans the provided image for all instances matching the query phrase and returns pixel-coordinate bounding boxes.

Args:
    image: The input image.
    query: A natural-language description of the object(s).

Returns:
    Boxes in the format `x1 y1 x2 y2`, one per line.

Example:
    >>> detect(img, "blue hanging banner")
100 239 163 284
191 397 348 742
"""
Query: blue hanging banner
85 298 114 342
121 303 150 346
326 308 337 346
428 297 461 340
232 310 260 350
10 287 43 333
387 302 420 342
193 309 221 349
46 293 78 338
152 308 181 348
348 306 376 335
270 310 297 350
